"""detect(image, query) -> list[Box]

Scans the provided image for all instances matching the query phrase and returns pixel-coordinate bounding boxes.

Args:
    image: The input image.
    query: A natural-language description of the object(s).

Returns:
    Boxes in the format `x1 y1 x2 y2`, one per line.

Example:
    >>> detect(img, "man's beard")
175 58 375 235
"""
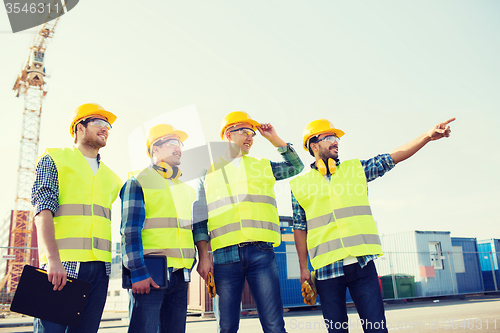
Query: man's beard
82 135 106 149
319 146 339 163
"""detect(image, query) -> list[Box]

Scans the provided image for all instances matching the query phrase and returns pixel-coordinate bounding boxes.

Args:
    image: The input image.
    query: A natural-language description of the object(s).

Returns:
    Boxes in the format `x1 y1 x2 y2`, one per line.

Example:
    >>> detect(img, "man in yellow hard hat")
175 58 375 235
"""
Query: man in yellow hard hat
31 103 122 333
193 111 304 333
120 124 199 333
290 117 455 333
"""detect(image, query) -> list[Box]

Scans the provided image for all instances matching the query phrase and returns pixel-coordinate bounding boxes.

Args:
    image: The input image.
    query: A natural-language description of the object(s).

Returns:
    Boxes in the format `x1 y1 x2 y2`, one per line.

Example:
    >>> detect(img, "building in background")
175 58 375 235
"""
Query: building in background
0 212 12 278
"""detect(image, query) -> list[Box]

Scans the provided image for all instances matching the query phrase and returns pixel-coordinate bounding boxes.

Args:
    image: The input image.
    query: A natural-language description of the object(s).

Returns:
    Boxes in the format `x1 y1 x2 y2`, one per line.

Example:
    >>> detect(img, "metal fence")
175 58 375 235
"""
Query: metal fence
1 247 499 315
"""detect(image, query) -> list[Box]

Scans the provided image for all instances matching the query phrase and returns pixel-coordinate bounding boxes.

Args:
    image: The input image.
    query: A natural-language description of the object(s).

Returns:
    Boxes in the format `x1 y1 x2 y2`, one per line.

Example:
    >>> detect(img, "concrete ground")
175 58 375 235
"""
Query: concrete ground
1 294 499 332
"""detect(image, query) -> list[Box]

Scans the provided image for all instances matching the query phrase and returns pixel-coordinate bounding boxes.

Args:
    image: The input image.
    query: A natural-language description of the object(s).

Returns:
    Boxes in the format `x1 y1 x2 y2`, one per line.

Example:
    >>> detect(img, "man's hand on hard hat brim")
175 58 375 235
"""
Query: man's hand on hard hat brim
257 123 287 147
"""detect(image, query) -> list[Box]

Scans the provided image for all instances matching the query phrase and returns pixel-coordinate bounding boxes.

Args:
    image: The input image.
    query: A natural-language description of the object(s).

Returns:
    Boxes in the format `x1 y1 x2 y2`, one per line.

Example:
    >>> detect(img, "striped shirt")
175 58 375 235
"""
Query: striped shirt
292 154 395 280
31 153 112 279
193 143 304 264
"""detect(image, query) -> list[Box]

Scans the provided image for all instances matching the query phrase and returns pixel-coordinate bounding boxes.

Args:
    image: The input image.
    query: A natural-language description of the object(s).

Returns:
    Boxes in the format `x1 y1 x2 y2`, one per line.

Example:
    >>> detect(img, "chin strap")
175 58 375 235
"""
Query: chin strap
316 158 337 176
153 162 181 179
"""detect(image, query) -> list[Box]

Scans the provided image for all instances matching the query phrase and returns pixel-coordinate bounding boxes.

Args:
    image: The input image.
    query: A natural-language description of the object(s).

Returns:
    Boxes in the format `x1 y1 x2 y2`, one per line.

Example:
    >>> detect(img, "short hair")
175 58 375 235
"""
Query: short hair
307 136 320 156
74 120 89 143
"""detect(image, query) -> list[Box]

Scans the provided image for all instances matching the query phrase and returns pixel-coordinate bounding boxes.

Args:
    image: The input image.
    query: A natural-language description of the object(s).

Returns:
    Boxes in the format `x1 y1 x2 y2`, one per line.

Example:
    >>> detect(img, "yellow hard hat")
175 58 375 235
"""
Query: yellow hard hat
70 103 117 137
220 111 260 140
146 124 188 157
303 119 345 151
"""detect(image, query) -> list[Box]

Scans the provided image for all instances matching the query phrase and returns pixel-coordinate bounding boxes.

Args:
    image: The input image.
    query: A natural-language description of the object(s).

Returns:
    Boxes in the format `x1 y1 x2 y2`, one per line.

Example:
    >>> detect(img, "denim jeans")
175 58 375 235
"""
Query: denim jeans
34 261 109 333
214 242 286 333
315 260 388 333
128 269 188 333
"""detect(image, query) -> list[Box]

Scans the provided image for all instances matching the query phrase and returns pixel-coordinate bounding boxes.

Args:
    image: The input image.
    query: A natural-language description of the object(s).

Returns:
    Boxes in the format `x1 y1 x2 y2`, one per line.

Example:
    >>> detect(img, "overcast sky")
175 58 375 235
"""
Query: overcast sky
1 1 499 244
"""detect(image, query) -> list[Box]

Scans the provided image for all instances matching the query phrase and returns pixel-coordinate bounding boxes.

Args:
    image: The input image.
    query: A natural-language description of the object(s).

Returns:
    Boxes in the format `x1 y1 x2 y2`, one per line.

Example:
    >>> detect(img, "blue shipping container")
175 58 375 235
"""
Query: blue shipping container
477 239 500 291
451 237 484 293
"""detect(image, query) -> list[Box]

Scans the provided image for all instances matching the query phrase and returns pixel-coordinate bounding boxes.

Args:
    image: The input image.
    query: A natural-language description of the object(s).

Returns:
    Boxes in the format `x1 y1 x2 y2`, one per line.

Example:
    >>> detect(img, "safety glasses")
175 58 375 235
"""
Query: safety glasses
318 135 340 144
83 118 112 130
229 127 256 137
155 138 184 148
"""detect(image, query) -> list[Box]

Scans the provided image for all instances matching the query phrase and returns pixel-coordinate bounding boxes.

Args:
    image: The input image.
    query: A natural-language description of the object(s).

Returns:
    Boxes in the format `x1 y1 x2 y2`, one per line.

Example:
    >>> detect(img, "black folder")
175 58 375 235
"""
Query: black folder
10 265 92 327
122 255 168 289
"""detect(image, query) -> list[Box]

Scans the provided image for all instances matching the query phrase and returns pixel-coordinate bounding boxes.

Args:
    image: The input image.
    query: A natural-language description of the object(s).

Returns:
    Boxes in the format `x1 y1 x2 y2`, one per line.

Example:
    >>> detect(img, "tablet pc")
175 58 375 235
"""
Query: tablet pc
122 255 168 289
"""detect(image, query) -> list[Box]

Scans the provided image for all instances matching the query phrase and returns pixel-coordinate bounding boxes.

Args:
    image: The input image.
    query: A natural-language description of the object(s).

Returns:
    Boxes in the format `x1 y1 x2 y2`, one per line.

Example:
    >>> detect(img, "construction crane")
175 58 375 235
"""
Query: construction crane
0 7 63 297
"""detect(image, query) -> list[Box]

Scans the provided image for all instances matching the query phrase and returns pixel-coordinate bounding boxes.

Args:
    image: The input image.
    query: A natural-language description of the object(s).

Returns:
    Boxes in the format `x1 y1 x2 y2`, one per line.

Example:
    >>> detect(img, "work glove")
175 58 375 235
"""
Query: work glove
207 272 216 299
301 271 317 306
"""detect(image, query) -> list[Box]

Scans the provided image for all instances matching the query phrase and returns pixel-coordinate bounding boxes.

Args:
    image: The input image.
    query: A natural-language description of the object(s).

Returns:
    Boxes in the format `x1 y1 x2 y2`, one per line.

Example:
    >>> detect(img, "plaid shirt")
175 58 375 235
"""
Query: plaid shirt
292 154 395 280
120 176 192 284
31 153 111 279
193 143 304 264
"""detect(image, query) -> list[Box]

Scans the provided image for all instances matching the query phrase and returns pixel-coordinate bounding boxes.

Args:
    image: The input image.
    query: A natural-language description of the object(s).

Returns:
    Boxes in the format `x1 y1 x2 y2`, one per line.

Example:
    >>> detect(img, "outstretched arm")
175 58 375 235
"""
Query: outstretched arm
390 118 455 164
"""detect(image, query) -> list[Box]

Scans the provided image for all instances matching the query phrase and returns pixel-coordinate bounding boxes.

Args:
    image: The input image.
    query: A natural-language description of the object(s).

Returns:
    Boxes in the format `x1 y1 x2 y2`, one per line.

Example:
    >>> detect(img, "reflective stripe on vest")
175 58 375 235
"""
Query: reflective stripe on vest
56 237 112 252
210 219 280 239
55 204 112 220
205 156 281 250
144 248 196 259
290 159 382 270
143 217 192 230
308 206 372 230
308 234 381 259
207 194 277 213
40 148 122 264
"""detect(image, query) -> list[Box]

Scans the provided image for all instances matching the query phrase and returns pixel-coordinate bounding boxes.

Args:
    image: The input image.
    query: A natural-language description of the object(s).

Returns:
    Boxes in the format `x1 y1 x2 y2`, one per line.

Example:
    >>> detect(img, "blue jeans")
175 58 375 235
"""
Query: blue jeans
128 269 188 333
214 242 286 333
34 261 109 333
315 260 388 333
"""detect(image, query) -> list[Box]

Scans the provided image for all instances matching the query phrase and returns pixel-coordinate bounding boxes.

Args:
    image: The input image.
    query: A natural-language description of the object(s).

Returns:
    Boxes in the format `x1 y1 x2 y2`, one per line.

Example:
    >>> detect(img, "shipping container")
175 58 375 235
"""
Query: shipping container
377 231 458 298
450 237 484 293
477 239 500 291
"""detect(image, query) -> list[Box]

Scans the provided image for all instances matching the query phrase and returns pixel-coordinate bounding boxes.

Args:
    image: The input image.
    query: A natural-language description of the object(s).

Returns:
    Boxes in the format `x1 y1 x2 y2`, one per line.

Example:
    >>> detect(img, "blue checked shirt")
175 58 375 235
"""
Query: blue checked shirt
31 154 112 279
292 154 395 280
120 176 193 284
192 143 304 264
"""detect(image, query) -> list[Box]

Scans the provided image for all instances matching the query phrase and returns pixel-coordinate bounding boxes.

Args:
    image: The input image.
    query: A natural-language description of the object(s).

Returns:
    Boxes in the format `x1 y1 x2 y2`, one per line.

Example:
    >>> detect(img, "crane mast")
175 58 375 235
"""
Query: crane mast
0 13 62 295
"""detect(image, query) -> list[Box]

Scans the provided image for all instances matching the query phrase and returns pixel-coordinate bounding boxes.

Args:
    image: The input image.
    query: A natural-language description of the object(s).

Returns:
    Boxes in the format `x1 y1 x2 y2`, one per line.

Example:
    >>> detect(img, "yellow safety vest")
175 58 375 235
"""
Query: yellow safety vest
290 159 382 270
204 156 281 251
136 167 196 269
40 148 122 264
